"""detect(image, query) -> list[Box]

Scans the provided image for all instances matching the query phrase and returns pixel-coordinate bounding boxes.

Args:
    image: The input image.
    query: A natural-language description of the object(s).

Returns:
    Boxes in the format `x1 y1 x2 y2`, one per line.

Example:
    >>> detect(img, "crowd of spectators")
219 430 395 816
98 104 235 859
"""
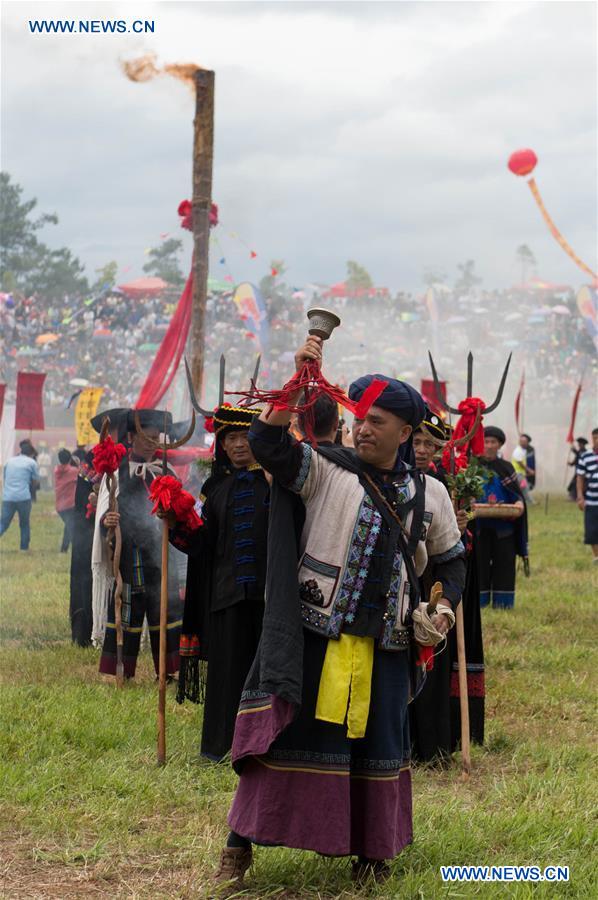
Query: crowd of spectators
1 280 595 436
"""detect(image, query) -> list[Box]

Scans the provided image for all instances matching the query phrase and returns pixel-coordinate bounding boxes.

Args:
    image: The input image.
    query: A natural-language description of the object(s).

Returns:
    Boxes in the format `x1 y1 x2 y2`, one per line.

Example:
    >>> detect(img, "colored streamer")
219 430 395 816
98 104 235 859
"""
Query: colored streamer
527 179 597 280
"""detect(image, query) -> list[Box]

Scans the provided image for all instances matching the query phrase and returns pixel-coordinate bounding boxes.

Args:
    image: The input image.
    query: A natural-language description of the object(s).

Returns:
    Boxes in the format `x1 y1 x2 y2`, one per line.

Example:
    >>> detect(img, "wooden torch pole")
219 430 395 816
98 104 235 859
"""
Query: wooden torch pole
190 69 215 397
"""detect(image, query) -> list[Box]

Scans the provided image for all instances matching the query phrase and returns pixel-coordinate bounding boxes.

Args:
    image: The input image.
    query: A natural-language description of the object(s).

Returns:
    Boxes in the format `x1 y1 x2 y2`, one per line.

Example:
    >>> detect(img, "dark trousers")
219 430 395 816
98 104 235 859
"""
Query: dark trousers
99 581 183 678
476 526 516 609
58 508 75 552
0 499 32 549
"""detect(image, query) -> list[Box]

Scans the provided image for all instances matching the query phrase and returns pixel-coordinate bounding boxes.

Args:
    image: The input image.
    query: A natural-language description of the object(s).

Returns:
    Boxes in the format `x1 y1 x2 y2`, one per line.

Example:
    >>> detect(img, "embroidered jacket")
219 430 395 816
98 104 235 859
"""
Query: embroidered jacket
249 419 464 652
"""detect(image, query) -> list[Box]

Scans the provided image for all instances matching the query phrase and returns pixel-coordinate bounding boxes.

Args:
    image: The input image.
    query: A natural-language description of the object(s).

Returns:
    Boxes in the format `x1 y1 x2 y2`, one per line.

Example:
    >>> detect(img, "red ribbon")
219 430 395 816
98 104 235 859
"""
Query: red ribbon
232 363 389 445
92 436 127 476
442 397 486 471
149 475 203 531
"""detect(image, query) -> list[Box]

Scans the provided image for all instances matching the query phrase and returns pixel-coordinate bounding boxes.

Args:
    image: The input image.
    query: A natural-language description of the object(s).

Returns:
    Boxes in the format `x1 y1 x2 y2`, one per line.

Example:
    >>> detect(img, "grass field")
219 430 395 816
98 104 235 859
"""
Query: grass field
0 494 596 899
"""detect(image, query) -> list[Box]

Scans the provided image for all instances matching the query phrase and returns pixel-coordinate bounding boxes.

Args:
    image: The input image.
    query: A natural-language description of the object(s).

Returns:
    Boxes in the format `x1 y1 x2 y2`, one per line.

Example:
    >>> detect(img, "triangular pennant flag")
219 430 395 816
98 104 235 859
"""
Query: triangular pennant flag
250 251 257 259
219 257 226 264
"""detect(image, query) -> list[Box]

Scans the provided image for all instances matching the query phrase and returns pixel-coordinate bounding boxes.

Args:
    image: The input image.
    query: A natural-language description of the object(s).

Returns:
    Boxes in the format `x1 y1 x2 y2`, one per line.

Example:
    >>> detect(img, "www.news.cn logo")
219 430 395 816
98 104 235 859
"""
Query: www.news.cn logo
441 865 569 883
29 20 155 35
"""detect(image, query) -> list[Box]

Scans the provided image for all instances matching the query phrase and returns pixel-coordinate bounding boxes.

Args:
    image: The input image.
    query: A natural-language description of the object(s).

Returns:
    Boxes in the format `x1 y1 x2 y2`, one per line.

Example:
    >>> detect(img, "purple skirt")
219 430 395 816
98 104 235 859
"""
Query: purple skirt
228 629 413 860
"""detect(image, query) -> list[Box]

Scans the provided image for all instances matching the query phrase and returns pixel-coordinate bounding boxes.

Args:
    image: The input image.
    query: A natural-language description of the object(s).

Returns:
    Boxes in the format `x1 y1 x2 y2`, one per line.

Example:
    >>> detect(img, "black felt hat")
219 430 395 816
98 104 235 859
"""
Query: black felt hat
484 425 506 445
90 408 130 442
415 406 448 444
126 408 173 434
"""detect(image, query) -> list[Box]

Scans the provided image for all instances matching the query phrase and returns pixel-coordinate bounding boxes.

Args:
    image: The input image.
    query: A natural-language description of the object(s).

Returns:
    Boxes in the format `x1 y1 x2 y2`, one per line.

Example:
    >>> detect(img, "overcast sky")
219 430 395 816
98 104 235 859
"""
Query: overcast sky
1 0 596 292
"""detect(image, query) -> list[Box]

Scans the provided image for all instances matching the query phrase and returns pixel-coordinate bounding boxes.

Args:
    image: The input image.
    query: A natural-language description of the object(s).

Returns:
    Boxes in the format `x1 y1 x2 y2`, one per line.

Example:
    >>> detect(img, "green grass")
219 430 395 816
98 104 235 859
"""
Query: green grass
0 495 596 898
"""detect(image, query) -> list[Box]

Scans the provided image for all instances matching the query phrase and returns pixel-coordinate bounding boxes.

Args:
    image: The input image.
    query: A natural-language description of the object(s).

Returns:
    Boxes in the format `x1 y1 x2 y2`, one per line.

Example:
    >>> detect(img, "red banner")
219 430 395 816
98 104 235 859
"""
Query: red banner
0 384 5 423
15 372 46 430
136 270 193 409
566 382 583 444
420 378 446 415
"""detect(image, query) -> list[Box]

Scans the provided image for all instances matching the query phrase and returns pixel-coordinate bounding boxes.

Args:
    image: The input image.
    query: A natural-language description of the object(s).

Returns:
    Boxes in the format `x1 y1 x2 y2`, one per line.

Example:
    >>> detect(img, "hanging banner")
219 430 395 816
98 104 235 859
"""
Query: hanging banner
136 270 193 409
74 387 104 446
0 383 5 424
566 381 583 444
15 371 46 430
420 378 446 416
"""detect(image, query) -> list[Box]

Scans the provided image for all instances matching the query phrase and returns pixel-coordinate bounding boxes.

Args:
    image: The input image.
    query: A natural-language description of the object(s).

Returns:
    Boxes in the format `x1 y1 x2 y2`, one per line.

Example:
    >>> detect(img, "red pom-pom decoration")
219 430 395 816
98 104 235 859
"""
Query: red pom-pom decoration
507 148 538 177
178 199 192 217
149 475 203 531
209 202 219 228
92 436 127 476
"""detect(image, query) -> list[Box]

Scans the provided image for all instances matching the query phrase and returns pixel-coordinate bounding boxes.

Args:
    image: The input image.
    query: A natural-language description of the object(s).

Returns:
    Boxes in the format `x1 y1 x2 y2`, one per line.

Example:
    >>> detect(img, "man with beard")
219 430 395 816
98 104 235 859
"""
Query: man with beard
215 336 466 891
167 403 270 762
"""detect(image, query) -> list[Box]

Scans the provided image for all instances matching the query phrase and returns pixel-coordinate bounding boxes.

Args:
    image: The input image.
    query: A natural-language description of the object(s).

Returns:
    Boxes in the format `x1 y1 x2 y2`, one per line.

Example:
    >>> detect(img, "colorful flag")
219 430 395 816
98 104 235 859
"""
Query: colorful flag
74 387 104 446
232 283 269 354
15 372 46 430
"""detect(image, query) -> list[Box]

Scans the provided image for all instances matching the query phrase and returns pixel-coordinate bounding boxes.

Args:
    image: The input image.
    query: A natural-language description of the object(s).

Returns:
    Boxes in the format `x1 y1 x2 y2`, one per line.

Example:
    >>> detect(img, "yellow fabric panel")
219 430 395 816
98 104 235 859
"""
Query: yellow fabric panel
315 633 374 739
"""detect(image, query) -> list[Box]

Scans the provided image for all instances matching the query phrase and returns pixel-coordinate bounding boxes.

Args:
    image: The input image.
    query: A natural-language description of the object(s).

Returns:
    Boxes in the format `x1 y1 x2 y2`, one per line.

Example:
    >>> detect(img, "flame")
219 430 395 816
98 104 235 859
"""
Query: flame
122 54 203 91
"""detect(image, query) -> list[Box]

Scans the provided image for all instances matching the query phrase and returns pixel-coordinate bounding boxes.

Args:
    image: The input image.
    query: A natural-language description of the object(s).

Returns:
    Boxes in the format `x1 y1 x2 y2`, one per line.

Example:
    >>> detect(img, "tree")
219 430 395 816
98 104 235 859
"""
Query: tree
259 259 287 298
422 266 448 287
0 171 88 298
346 260 373 293
142 238 184 286
516 244 537 285
454 260 482 295
92 260 118 293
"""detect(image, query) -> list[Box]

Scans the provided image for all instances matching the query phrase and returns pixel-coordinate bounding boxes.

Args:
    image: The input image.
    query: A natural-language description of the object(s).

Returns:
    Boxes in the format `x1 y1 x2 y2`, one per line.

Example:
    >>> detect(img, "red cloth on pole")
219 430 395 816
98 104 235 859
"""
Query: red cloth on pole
420 378 446 415
136 271 193 409
566 382 582 443
0 383 5 423
441 397 486 472
15 372 46 430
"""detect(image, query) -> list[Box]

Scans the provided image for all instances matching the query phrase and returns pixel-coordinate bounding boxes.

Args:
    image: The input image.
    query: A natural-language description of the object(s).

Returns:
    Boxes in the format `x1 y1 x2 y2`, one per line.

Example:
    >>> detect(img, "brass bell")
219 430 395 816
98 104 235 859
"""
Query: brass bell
306 307 341 341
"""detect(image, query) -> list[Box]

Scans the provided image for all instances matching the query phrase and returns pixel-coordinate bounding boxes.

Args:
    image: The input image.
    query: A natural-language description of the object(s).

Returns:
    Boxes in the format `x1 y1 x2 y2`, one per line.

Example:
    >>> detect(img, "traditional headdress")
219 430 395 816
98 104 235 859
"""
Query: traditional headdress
126 408 173 434
213 404 261 439
348 374 426 427
484 425 506 445
90 408 131 444
414 406 449 444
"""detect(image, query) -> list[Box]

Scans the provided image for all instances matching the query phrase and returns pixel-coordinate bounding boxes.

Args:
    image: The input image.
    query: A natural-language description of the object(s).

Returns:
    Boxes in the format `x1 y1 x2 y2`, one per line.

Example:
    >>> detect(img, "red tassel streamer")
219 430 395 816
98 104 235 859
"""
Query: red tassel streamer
442 397 486 471
566 382 583 444
92 436 127 476
149 475 203 531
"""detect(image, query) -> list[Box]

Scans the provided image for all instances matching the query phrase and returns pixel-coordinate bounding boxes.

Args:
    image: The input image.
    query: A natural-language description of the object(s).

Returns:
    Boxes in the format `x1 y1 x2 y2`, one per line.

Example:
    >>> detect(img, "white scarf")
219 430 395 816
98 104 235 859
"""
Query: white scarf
91 472 118 647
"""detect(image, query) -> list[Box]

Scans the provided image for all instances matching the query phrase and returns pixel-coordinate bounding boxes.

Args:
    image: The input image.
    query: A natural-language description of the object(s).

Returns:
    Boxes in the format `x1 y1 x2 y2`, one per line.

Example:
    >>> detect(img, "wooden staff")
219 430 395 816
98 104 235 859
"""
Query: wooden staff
100 419 124 688
134 411 196 766
108 472 124 688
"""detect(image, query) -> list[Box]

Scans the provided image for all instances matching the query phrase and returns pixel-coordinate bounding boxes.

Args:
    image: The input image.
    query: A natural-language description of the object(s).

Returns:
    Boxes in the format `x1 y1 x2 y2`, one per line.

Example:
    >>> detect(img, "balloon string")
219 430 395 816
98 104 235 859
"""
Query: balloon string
527 179 597 279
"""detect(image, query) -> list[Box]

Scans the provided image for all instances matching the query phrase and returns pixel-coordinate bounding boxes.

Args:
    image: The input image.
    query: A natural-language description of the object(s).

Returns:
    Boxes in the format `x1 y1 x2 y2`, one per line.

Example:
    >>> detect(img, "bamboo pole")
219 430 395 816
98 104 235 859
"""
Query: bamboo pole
455 602 471 777
157 517 169 766
190 69 215 397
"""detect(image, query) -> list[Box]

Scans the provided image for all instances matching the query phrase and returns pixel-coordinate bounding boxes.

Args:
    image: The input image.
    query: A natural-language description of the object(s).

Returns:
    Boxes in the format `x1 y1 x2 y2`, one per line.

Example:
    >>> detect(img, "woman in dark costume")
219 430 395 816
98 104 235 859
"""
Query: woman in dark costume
171 404 270 761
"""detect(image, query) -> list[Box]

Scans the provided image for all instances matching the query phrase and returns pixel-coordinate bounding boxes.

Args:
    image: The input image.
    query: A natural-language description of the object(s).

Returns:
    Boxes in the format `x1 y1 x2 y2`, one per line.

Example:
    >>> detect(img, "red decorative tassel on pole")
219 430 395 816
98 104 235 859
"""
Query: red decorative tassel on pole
566 381 583 444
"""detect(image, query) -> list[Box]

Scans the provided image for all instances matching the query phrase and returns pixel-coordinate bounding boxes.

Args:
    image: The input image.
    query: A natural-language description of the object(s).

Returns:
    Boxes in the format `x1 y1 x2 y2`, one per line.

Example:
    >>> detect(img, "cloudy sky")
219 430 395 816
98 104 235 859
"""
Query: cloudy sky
1 0 596 291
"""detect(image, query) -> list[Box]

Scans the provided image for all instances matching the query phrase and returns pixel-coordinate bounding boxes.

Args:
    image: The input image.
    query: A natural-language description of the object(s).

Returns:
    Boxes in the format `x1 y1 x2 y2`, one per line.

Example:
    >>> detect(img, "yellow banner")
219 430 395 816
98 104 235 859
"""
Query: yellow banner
74 388 104 447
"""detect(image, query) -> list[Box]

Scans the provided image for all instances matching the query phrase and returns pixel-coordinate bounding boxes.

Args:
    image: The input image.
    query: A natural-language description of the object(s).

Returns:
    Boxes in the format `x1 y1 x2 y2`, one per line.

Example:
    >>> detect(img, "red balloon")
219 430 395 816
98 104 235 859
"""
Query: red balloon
508 148 538 177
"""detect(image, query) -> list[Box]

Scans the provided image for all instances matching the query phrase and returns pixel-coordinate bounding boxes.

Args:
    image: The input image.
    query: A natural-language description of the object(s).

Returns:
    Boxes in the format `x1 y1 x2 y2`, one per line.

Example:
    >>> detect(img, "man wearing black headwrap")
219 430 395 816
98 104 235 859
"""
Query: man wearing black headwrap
215 335 466 891
474 426 528 610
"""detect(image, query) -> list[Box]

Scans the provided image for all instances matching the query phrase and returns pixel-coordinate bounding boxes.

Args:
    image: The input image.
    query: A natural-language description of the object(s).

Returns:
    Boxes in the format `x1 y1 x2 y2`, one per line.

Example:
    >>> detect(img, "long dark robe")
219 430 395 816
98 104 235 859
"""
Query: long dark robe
410 465 485 761
99 457 183 677
475 457 528 609
173 466 270 761
69 455 98 646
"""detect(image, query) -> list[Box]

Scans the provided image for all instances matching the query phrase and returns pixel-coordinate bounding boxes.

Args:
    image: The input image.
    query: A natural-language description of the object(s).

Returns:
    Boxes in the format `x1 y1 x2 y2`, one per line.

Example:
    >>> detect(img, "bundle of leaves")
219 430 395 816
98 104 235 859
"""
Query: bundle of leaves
446 455 491 506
